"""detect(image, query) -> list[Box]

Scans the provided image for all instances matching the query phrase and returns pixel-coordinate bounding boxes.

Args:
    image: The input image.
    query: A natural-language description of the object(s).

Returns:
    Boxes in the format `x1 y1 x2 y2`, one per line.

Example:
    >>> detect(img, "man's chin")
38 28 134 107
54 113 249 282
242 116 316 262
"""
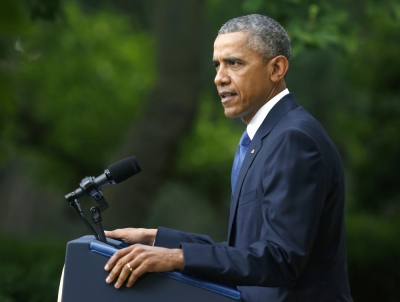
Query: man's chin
224 109 249 124
223 109 239 119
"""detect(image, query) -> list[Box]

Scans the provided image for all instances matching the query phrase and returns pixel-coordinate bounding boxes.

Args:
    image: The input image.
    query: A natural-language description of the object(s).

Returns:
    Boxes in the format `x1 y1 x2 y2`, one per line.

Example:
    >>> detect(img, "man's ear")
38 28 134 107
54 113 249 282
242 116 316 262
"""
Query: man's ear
270 55 289 83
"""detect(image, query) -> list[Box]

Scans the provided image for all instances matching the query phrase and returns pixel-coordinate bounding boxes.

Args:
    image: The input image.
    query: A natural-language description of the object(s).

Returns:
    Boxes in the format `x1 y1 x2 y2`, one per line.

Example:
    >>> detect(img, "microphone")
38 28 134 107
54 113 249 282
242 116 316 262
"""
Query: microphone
66 156 141 201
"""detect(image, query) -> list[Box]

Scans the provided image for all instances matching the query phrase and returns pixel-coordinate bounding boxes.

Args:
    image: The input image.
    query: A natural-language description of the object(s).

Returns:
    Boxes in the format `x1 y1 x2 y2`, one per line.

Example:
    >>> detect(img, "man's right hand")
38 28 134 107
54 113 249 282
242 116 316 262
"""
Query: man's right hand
105 228 157 246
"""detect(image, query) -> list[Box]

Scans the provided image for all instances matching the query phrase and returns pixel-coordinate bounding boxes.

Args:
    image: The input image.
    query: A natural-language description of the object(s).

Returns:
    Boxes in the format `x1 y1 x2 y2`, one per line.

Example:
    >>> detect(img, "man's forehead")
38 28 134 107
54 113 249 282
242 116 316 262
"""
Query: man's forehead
214 32 250 48
213 32 250 58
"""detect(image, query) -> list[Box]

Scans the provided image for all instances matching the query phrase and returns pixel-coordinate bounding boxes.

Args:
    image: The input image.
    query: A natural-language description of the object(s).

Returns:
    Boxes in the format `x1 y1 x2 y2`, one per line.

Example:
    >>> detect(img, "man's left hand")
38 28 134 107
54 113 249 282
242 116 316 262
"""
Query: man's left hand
104 244 184 288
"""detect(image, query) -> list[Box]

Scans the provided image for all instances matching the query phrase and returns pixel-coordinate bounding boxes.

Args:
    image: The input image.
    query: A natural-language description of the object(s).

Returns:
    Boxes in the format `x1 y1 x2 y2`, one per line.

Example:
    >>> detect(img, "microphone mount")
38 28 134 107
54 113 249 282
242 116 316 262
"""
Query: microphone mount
65 156 141 243
65 174 111 243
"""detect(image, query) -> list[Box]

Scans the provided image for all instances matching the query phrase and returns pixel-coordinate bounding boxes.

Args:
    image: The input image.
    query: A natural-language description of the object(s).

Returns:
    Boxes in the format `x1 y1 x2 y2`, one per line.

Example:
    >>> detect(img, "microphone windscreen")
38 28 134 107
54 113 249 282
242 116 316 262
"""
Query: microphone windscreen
108 156 141 183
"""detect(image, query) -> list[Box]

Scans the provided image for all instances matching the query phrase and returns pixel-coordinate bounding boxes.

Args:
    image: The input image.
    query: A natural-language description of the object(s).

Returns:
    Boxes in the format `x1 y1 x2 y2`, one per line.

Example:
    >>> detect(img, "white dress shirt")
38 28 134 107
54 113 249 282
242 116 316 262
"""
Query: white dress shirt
247 88 289 140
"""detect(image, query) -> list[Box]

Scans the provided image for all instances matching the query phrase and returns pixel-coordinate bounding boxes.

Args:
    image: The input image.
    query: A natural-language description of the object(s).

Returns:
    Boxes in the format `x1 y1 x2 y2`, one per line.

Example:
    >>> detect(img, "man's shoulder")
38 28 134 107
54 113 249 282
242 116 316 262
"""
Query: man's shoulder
271 95 328 138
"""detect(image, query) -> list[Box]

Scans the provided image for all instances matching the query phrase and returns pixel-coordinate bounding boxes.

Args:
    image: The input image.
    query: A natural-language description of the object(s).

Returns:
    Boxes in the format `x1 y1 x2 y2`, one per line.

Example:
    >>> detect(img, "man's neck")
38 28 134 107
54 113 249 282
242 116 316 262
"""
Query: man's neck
246 88 290 139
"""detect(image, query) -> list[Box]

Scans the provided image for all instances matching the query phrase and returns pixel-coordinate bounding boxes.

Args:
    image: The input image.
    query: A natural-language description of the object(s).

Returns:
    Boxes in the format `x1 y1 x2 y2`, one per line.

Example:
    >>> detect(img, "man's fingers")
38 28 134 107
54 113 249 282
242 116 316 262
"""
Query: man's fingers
106 256 130 284
104 229 122 239
105 245 142 285
104 228 138 244
104 245 183 289
125 252 152 287
126 262 147 287
106 258 125 282
104 228 157 246
114 261 137 288
104 246 133 271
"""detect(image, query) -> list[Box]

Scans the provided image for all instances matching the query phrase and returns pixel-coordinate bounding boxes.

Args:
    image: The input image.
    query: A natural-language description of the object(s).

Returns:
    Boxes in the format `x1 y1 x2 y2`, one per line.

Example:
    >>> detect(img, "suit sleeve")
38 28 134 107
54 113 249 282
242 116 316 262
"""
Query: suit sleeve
180 128 326 287
154 226 228 249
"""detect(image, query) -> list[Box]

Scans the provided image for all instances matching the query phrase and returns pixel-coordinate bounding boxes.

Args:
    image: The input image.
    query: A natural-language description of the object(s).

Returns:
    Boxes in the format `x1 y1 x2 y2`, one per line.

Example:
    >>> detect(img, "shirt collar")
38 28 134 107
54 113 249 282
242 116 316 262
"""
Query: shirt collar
247 88 289 140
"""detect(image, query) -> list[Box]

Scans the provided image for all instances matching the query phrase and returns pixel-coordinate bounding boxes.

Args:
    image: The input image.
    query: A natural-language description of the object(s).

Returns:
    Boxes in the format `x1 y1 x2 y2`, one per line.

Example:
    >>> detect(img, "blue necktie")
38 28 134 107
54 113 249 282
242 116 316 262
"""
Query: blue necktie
231 130 251 193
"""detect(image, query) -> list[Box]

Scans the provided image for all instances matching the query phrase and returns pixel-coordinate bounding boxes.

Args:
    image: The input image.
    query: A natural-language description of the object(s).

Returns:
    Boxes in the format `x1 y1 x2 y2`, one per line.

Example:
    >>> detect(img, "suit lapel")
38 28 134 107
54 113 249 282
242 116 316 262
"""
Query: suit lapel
227 94 300 243
227 139 260 239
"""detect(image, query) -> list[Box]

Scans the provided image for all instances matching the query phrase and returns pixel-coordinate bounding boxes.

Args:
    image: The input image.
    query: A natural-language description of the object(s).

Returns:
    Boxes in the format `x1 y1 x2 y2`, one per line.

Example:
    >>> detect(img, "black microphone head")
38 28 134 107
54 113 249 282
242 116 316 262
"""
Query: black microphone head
108 156 141 183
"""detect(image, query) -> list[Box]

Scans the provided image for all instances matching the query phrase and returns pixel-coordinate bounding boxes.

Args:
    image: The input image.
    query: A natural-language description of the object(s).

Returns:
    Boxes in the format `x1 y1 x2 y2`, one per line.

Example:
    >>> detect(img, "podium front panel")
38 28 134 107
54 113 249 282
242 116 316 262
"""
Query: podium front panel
62 236 242 302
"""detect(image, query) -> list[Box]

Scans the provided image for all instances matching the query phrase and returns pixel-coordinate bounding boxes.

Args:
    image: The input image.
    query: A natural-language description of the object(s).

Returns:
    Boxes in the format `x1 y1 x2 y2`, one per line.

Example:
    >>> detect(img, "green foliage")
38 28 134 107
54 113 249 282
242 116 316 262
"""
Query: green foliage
178 91 241 172
0 235 65 302
2 2 155 189
346 214 400 263
346 214 400 301
0 0 30 165
28 0 62 21
340 1 400 213
207 0 356 57
175 91 242 211
285 3 356 56
145 181 228 242
0 0 30 35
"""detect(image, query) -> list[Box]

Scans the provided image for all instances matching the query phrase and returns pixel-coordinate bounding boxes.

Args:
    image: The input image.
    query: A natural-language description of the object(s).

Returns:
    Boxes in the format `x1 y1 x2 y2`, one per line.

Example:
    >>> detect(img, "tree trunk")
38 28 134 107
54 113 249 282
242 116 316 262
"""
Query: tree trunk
108 0 204 228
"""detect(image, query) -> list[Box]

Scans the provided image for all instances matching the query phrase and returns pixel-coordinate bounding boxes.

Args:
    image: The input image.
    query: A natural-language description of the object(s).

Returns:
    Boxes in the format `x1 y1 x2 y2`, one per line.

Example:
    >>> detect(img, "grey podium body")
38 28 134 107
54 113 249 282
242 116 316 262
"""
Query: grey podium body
62 236 242 301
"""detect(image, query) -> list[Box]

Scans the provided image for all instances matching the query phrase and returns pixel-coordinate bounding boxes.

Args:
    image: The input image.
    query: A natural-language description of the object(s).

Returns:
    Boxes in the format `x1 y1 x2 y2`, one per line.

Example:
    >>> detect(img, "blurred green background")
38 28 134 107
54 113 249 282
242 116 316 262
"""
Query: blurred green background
1 0 399 301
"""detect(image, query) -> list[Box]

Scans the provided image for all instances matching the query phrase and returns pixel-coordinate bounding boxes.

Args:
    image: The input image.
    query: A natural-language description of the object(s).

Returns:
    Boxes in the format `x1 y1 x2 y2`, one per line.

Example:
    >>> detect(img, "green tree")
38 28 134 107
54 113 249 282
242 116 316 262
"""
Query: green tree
0 1 155 234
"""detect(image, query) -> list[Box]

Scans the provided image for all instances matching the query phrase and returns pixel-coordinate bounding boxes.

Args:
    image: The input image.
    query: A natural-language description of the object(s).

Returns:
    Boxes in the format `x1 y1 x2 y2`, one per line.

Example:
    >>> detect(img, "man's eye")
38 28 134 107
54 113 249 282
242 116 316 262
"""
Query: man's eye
229 61 238 66
213 62 220 68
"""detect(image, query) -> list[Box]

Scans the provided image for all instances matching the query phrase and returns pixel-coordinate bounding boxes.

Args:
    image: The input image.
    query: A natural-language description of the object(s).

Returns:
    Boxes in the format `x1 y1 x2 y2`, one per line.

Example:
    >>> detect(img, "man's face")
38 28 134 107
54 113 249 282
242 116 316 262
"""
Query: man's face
213 32 274 124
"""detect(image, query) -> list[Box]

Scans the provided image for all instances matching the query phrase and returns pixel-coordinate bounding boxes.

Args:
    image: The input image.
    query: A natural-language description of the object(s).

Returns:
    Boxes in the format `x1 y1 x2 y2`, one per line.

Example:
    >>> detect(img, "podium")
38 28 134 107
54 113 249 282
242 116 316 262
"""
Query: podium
62 236 242 301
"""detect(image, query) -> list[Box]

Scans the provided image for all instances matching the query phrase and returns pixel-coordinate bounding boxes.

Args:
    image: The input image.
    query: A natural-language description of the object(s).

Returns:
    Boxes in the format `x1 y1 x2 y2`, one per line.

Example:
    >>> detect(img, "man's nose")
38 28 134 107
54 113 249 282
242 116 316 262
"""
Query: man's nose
214 67 230 86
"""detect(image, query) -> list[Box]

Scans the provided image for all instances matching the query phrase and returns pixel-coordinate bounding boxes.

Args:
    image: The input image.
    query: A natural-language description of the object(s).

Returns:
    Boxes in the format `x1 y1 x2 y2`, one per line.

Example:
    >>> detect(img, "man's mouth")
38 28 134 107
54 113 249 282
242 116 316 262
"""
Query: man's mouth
219 92 237 99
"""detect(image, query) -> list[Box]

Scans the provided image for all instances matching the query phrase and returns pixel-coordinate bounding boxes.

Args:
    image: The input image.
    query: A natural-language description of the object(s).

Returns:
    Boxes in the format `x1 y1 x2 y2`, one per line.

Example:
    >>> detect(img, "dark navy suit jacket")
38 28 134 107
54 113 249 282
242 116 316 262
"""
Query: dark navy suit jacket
154 94 353 302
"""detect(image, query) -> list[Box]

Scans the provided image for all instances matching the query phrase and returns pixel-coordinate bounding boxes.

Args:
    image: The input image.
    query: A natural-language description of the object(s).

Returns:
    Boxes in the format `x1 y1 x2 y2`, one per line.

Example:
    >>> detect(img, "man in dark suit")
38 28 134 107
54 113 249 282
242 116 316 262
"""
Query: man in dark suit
104 14 353 301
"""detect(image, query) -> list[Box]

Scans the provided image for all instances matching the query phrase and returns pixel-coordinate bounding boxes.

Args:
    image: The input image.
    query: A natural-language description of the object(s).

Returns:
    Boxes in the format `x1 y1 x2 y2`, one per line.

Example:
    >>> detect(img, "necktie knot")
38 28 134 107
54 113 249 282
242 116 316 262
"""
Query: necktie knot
239 131 251 147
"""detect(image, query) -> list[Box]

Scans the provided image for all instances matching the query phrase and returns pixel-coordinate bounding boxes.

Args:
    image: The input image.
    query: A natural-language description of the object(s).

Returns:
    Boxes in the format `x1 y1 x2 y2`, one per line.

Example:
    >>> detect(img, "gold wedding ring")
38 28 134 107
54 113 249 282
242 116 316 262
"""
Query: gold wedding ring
127 263 133 272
